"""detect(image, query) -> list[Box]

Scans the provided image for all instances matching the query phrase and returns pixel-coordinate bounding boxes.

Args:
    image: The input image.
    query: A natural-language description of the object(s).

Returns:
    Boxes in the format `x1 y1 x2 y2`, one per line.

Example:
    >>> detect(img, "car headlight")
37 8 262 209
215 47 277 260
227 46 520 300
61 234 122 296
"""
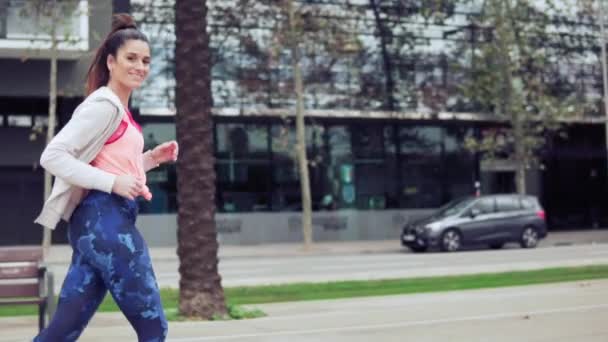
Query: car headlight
424 223 441 231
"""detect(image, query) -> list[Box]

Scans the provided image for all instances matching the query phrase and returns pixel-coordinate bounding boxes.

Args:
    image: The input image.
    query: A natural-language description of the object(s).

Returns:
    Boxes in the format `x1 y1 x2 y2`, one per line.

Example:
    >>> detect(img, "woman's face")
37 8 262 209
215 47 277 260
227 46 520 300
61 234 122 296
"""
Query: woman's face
107 39 151 90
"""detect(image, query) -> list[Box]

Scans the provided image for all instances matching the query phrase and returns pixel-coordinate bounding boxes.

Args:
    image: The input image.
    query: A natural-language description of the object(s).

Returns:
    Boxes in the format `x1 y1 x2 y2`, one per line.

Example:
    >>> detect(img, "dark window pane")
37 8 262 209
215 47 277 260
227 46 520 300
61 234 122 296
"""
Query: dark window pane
399 125 442 208
444 126 476 202
270 123 326 211
216 123 271 212
216 123 269 158
138 123 177 214
216 161 271 212
325 125 354 209
352 124 384 158
352 124 398 209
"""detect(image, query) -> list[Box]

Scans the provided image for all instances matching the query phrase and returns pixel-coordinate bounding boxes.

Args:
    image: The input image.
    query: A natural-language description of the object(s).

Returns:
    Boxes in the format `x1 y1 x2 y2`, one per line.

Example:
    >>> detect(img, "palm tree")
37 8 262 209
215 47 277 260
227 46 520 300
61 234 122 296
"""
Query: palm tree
174 0 227 319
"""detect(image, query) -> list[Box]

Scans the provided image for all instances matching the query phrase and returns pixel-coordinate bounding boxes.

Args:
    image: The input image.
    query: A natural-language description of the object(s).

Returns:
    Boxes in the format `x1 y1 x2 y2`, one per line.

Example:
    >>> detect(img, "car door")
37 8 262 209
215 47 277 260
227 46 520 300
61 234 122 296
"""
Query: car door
458 197 500 244
495 195 528 240
496 195 529 241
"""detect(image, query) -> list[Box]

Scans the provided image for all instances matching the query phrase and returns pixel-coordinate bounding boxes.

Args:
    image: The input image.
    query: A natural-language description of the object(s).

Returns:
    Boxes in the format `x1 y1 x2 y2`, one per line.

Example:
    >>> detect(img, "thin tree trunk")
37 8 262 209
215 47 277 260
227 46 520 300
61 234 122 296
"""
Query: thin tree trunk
369 0 396 110
503 0 526 194
42 0 58 258
174 0 227 319
512 97 526 194
493 0 526 194
287 0 313 249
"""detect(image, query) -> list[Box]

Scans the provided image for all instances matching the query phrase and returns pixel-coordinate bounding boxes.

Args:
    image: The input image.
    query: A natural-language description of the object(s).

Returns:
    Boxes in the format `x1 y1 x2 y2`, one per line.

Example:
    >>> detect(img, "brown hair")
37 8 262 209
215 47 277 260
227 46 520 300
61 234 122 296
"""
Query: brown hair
85 13 149 95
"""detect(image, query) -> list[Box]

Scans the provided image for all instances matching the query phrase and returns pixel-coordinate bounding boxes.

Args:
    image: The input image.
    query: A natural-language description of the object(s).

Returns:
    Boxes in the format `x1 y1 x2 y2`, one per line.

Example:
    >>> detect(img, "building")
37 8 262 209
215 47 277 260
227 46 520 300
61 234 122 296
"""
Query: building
1 0 606 246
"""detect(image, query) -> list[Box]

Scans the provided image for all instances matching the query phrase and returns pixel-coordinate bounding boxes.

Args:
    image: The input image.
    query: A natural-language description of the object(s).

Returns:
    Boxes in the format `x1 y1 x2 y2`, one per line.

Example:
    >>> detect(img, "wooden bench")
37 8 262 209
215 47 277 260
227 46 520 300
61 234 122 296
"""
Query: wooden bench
0 246 56 332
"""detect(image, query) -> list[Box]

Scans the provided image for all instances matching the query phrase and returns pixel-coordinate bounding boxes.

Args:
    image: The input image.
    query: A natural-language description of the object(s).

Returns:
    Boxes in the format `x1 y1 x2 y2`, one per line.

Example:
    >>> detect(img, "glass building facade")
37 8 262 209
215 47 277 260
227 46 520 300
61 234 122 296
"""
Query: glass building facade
128 0 607 228
137 118 478 214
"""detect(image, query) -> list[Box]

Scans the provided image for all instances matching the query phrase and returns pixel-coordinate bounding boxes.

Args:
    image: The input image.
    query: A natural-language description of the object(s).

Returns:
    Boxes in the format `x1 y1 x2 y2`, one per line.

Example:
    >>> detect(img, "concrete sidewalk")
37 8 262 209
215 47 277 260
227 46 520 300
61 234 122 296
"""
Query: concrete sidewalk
3 279 608 342
45 229 608 264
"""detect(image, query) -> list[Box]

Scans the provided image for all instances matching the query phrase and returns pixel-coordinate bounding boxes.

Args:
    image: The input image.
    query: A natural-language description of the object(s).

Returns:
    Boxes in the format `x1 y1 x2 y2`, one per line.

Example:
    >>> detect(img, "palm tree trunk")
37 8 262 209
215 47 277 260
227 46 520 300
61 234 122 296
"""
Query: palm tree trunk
174 0 227 319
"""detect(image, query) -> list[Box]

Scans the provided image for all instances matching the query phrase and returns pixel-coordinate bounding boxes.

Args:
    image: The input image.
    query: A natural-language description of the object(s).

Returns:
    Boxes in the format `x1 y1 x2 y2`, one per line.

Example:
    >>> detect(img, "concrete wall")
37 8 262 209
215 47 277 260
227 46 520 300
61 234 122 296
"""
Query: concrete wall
136 209 434 247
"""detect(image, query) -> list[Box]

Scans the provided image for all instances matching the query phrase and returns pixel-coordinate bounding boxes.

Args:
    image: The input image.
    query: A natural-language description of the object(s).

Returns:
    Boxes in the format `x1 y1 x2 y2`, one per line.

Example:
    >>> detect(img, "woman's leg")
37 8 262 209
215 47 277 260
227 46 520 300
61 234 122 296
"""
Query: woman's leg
33 201 108 342
103 234 168 342
80 192 168 342
34 253 107 342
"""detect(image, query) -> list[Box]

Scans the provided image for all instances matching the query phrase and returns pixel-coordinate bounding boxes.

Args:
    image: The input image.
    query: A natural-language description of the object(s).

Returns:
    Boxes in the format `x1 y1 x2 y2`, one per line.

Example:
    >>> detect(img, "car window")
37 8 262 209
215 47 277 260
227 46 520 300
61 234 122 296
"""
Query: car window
496 196 521 212
471 198 495 214
434 197 476 218
520 197 536 210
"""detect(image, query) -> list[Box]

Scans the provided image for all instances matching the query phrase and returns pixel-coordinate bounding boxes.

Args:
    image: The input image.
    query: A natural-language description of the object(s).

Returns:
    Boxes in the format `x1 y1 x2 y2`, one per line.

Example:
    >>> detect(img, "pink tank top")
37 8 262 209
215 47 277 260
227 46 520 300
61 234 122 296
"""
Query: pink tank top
91 109 151 200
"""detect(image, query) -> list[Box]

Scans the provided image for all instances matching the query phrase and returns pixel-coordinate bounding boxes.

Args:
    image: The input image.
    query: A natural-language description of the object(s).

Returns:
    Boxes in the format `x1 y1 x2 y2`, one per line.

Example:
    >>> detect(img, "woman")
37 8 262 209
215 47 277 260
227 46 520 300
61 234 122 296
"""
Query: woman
34 14 175 341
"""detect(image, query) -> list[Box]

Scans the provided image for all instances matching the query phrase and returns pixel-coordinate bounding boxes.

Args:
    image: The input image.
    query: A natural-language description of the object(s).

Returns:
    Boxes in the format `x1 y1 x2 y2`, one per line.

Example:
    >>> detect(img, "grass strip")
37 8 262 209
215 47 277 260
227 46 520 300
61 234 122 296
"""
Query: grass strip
2 264 608 318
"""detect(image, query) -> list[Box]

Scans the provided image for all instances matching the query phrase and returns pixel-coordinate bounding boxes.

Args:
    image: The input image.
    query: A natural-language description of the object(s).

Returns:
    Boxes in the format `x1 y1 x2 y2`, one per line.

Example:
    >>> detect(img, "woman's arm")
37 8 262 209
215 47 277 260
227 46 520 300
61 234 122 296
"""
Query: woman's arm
142 141 178 172
39 101 118 193
142 150 160 172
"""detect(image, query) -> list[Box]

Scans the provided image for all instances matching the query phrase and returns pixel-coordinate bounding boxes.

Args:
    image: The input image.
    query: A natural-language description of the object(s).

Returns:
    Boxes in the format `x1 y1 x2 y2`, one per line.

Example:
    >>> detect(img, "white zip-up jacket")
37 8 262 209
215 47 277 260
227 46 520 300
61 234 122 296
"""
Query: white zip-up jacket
35 87 127 230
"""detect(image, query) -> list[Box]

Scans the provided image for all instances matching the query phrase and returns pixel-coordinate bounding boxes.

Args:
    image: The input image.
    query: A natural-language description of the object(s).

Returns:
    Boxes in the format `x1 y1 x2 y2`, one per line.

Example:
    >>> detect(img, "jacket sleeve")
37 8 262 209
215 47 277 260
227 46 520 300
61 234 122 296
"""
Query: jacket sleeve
39 101 117 193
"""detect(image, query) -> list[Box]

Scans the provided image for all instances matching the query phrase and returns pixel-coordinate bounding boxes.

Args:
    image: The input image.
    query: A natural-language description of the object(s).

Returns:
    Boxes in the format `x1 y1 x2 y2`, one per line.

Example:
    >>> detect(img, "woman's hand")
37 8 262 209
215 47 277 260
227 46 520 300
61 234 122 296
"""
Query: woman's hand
151 141 179 165
112 174 145 200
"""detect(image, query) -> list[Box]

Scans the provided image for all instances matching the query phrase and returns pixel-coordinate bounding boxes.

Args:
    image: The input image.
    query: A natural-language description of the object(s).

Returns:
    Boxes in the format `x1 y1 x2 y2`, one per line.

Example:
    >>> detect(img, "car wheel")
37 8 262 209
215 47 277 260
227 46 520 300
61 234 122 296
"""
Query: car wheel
409 245 428 253
489 243 504 249
520 226 539 248
440 229 462 252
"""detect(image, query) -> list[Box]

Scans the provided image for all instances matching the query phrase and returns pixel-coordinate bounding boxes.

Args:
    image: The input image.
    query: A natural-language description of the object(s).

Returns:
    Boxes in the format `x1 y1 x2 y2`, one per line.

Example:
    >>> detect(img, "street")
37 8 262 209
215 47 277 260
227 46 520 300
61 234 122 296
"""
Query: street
45 241 608 289
2 279 607 341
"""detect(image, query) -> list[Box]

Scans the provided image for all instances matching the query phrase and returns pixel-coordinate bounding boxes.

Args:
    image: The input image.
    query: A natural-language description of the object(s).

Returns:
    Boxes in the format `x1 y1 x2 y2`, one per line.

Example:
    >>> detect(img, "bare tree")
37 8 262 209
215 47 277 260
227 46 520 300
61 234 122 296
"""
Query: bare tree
23 0 81 256
462 0 583 194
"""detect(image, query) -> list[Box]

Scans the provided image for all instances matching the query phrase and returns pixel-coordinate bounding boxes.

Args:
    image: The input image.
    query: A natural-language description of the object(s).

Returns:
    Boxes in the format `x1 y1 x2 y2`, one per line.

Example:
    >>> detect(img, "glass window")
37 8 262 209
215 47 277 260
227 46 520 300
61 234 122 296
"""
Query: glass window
7 115 32 127
472 197 495 214
352 123 384 159
271 123 300 211
33 116 48 128
352 124 398 209
216 123 271 212
496 196 521 212
521 197 536 210
269 123 327 211
306 124 328 210
216 123 268 157
398 125 442 208
443 125 476 202
326 125 355 209
138 123 178 214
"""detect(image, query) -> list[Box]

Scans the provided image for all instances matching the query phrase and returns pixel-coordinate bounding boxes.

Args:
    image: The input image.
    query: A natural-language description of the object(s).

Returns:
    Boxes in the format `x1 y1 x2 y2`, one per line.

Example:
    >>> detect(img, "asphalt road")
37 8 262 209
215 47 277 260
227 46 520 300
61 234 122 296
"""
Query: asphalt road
3 280 607 341
45 242 608 290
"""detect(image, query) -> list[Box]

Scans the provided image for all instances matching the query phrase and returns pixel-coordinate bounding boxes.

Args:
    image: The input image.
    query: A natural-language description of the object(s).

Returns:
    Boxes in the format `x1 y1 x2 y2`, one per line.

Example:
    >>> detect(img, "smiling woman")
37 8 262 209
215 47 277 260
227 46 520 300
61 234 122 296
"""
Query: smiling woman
33 13 177 342
106 40 151 91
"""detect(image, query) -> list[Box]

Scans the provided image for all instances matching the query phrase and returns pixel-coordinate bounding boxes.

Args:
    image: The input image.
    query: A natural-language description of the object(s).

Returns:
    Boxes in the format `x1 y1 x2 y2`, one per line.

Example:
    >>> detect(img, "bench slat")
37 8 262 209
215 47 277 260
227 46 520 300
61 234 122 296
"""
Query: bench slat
0 298 44 305
0 264 39 280
0 283 40 298
0 246 43 263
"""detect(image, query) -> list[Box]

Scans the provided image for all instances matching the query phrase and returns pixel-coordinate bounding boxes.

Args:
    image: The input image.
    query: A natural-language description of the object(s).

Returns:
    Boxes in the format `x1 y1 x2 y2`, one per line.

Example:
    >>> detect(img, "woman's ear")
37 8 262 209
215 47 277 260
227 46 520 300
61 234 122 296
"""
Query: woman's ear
106 54 115 73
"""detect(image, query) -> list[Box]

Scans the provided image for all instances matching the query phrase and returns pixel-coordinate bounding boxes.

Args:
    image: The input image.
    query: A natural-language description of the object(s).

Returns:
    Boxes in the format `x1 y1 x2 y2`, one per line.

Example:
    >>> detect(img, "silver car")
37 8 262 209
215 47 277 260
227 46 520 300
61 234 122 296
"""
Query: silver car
400 194 547 252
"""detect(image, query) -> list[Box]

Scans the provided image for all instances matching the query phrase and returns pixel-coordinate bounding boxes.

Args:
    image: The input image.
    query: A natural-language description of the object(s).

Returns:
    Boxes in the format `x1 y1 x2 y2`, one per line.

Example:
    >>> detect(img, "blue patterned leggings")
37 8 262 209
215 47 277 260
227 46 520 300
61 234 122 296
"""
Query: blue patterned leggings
34 190 167 342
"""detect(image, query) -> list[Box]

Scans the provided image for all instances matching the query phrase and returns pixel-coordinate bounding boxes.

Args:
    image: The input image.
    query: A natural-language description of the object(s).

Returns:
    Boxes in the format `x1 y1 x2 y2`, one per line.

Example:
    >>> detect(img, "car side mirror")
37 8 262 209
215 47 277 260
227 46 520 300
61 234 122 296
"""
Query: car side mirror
470 208 481 218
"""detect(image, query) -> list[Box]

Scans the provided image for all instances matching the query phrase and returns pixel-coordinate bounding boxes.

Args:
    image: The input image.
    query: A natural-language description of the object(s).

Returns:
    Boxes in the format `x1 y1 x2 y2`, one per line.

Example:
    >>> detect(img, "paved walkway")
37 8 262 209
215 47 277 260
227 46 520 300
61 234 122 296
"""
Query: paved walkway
3 229 607 341
3 279 608 341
